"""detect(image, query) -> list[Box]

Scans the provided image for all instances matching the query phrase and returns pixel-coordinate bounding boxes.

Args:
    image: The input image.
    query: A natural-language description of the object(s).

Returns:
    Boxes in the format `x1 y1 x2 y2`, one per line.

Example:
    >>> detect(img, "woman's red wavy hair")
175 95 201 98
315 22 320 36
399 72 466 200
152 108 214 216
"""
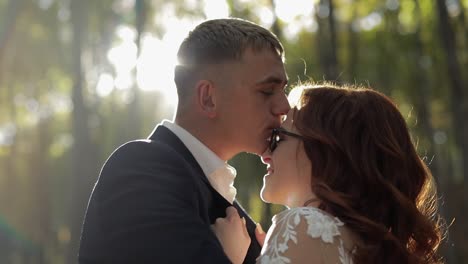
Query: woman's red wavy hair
293 84 444 263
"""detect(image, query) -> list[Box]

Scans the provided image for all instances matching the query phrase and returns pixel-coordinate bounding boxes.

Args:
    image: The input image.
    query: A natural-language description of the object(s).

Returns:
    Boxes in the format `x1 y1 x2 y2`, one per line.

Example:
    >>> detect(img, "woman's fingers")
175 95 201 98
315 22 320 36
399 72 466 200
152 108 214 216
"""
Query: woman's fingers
225 206 239 220
255 223 266 247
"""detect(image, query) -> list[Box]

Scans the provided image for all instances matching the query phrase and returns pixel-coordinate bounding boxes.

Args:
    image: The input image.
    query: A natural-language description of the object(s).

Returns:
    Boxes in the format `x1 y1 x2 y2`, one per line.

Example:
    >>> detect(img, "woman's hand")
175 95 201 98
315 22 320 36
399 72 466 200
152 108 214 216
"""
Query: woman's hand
211 206 251 264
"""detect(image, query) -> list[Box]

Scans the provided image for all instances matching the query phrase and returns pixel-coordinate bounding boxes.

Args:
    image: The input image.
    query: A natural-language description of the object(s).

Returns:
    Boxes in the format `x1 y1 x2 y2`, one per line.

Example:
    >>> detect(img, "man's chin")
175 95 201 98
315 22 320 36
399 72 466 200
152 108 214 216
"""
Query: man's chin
244 148 265 157
241 150 261 157
239 142 268 156
255 144 269 156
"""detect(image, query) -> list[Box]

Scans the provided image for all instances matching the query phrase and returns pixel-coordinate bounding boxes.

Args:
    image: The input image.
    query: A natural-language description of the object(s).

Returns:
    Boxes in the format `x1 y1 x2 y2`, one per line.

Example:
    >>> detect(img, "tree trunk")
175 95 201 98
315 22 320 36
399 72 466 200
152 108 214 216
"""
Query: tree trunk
125 0 146 139
435 0 468 204
315 0 339 81
68 0 95 262
327 0 338 80
455 0 466 31
412 1 439 185
346 5 359 82
376 5 400 95
2 78 17 222
435 0 468 261
269 0 282 40
412 2 456 260
0 0 22 213
26 85 52 264
0 0 22 66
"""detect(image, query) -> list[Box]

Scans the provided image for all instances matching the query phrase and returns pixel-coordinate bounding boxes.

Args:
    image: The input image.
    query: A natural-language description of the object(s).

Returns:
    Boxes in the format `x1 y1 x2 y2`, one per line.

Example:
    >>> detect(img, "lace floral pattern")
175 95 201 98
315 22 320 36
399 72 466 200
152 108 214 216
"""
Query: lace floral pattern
258 207 353 264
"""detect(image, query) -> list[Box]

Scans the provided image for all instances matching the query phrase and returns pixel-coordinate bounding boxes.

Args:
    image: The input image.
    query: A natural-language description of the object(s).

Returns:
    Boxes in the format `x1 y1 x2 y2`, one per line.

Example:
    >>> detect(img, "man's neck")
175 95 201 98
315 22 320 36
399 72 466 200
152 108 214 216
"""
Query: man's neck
174 117 232 161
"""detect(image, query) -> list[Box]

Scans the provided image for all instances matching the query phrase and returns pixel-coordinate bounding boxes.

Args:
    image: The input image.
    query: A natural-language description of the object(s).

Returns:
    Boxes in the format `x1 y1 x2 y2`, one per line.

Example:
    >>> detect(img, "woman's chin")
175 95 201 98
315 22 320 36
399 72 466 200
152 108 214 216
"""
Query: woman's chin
259 188 270 203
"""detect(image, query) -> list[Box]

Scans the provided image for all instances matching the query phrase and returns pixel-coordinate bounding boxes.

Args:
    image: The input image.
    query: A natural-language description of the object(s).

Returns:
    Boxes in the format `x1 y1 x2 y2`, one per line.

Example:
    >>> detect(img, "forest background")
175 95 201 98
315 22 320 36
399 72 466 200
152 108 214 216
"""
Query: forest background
0 0 467 263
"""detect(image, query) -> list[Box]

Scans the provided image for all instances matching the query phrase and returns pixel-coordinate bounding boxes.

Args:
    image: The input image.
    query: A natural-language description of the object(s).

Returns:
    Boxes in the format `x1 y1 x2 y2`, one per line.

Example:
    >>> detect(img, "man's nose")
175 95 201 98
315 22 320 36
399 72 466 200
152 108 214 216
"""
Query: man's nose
273 92 291 116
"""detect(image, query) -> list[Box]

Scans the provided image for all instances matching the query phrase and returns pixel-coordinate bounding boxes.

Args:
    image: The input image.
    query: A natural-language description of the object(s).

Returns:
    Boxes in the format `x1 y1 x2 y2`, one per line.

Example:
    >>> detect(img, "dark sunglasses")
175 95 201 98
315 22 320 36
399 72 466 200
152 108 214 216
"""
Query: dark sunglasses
269 127 306 152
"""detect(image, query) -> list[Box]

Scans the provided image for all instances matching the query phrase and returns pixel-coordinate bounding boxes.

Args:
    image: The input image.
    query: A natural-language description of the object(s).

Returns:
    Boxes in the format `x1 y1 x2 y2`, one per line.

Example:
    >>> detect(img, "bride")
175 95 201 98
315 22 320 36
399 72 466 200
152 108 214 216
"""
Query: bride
212 83 444 264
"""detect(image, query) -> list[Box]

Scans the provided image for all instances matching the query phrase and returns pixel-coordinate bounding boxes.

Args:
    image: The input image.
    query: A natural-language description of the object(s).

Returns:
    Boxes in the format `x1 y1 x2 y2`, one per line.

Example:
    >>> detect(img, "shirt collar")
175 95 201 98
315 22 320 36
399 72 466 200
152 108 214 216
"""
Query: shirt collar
162 120 237 203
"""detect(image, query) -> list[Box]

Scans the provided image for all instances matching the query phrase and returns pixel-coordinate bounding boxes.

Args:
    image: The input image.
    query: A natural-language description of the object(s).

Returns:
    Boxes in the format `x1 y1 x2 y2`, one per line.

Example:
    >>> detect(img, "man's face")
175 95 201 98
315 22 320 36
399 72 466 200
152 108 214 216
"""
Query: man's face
215 48 290 158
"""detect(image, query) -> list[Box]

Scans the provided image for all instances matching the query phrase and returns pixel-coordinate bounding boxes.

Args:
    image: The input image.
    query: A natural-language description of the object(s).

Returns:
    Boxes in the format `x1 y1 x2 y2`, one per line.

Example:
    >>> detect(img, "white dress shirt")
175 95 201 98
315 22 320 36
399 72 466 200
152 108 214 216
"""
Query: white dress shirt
162 120 237 204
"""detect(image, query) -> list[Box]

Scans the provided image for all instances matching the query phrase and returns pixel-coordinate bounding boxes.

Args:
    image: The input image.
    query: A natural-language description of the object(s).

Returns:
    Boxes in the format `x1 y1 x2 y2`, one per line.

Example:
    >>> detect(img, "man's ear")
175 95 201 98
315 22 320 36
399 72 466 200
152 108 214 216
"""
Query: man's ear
196 79 217 118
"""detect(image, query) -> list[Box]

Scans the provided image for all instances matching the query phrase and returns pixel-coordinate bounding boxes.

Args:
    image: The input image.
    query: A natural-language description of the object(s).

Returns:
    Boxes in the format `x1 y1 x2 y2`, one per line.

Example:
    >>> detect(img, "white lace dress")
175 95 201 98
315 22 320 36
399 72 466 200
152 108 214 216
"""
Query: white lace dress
257 207 355 264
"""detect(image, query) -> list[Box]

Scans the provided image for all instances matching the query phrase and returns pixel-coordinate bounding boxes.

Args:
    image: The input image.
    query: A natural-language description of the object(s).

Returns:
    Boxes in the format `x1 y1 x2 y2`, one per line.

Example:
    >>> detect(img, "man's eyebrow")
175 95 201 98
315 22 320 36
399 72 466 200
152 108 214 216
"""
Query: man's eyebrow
256 76 289 86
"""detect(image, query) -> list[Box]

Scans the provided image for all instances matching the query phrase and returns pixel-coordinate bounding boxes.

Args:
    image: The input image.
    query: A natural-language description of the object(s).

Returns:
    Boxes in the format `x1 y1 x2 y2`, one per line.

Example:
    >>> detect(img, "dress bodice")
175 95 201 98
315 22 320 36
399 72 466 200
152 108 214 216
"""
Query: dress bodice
257 207 355 264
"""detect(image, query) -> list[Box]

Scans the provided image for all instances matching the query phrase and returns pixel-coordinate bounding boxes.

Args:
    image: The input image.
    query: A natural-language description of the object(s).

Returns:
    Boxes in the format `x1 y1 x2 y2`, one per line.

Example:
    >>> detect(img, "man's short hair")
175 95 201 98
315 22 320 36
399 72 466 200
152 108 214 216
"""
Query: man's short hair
174 18 284 104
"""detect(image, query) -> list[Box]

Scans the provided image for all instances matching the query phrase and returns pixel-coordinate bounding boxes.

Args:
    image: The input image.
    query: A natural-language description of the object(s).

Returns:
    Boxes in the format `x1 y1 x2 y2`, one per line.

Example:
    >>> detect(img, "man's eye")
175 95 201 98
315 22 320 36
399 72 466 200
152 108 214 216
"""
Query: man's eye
261 89 274 96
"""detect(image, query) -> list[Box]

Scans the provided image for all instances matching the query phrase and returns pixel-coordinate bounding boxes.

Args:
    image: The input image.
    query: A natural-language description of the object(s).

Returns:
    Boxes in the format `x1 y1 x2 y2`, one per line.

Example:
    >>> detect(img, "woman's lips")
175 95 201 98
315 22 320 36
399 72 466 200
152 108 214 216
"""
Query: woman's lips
262 157 273 174
261 156 271 165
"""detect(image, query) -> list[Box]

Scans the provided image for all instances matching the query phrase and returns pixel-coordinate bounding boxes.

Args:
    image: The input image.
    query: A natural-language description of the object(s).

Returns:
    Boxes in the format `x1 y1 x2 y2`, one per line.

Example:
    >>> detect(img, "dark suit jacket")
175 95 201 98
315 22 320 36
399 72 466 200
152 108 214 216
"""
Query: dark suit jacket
78 125 261 263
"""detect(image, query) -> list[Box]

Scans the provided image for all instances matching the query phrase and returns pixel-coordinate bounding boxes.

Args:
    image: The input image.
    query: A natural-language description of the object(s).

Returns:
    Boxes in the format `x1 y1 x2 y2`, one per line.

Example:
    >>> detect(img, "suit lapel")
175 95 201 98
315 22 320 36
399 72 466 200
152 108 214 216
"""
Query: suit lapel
148 125 230 219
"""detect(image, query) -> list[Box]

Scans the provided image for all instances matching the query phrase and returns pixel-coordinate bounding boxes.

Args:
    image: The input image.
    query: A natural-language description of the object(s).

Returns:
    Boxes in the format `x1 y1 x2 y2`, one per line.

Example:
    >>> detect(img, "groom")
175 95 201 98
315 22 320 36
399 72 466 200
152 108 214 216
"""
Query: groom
78 18 289 263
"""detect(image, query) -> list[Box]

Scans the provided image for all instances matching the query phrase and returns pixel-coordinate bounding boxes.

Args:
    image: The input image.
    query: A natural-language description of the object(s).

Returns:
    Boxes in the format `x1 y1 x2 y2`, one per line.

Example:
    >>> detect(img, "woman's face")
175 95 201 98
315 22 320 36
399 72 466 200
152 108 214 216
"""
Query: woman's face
260 109 315 208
